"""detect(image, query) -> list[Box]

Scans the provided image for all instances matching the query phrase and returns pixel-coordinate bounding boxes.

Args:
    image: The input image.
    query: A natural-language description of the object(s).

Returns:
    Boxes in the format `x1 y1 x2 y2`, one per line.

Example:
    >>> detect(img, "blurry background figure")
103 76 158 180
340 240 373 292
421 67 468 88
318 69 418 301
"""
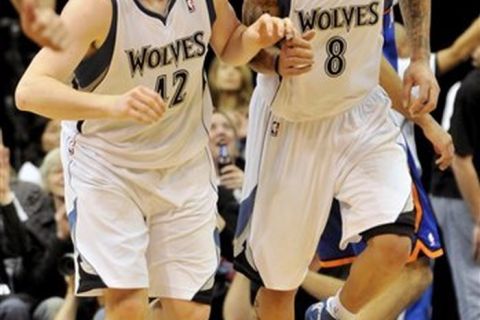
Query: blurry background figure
9 0 69 51
208 58 253 157
208 111 245 320
18 120 61 187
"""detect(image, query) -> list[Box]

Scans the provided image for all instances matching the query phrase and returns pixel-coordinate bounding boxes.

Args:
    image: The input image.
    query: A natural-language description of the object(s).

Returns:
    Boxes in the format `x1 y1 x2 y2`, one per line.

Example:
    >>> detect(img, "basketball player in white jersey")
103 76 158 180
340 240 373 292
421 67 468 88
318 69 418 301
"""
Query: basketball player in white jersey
14 0 296 319
234 0 440 319
9 0 69 50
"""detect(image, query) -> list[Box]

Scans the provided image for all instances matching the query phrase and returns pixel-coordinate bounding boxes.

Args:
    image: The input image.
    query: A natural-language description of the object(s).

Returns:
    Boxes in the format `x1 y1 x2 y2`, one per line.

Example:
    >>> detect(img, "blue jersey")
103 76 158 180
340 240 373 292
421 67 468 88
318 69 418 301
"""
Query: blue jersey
383 0 398 70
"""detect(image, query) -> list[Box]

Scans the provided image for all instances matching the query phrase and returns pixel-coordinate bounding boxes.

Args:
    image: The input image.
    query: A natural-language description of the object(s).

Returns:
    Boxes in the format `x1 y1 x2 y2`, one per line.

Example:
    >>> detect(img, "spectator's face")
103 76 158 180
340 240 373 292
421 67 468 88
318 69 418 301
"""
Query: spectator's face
48 162 64 197
215 63 243 92
41 120 61 153
209 113 237 160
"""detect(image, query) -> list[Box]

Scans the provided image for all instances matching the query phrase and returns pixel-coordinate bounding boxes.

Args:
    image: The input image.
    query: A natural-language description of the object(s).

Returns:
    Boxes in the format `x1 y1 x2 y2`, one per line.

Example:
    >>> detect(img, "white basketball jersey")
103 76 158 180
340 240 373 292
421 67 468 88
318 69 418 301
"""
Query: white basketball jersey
270 0 384 121
63 0 215 169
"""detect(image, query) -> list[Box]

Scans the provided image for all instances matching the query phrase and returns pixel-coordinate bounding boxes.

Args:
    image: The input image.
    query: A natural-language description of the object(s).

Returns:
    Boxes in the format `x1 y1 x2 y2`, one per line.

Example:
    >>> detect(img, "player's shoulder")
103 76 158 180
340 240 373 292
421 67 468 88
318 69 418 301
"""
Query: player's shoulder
60 0 113 46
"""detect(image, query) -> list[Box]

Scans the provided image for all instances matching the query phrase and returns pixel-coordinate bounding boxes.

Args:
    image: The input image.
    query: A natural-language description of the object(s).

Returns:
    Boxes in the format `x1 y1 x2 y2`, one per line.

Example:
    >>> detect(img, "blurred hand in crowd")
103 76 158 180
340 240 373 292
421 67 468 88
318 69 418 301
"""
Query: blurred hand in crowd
219 165 244 190
55 203 70 241
18 0 70 50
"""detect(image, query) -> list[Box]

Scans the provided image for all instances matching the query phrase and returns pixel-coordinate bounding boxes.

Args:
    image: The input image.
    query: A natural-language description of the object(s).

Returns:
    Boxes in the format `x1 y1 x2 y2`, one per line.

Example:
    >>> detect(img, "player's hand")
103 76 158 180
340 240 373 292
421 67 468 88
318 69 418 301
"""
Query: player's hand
20 0 70 51
248 14 296 50
111 86 166 124
420 117 454 171
402 60 440 116
473 224 480 264
219 164 244 190
278 30 316 77
0 145 12 206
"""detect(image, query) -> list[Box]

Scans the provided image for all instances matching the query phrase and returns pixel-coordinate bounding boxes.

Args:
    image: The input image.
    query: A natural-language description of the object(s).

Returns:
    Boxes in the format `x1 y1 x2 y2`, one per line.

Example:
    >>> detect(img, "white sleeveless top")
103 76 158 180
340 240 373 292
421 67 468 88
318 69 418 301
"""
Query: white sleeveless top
63 0 215 169
270 0 384 121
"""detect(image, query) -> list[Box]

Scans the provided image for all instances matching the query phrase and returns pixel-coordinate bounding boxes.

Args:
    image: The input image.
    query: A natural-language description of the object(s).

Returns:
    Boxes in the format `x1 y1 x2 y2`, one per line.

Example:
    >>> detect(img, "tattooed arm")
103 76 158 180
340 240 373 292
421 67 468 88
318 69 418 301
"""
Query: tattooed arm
399 0 439 116
242 0 314 76
399 0 431 62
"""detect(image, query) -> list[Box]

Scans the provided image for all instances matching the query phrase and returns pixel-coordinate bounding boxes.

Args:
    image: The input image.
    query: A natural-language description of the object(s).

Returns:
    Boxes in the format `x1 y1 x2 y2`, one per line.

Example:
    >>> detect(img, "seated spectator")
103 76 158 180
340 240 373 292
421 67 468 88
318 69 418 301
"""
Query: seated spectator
208 111 245 320
18 120 61 187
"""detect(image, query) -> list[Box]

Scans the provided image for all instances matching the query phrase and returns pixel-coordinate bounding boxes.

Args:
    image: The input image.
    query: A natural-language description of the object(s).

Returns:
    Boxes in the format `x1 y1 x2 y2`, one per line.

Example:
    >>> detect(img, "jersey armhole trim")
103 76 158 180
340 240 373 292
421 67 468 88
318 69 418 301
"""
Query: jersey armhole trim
206 0 216 26
73 0 118 91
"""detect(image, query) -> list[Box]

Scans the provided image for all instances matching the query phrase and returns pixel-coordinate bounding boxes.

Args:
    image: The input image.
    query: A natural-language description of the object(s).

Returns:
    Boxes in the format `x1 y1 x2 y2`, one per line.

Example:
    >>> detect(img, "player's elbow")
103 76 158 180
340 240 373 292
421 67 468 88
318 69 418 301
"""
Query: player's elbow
15 77 36 112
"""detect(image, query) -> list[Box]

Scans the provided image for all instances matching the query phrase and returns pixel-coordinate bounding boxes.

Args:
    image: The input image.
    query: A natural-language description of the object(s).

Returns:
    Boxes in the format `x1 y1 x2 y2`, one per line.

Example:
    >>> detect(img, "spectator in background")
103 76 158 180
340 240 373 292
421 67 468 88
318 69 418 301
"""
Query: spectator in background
208 58 254 155
0 143 83 320
208 110 246 320
209 110 244 261
18 119 61 187
431 68 480 320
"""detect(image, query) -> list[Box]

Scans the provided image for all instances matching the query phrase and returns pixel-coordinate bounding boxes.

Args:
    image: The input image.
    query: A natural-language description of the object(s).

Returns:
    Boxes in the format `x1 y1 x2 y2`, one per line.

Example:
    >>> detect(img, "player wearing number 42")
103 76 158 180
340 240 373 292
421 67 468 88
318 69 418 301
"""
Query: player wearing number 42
14 0 295 319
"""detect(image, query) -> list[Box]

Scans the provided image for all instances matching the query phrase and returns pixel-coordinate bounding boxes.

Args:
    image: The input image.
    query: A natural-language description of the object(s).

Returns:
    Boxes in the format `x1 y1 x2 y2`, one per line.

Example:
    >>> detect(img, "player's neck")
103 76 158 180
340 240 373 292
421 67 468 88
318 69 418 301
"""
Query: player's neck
139 0 172 16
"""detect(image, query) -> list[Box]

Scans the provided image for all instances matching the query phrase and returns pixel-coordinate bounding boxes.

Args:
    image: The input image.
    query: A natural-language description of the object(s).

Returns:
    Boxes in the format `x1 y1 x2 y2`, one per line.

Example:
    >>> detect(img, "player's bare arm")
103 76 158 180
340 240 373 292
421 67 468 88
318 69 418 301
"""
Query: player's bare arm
15 0 165 124
210 0 293 66
380 57 453 170
11 0 70 50
399 0 439 116
242 0 315 76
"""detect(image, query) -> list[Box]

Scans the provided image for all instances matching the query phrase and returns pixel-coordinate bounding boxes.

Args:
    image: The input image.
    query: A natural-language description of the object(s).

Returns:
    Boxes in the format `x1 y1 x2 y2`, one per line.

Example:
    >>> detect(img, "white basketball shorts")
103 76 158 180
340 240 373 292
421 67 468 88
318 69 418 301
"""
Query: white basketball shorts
61 131 219 302
235 85 412 290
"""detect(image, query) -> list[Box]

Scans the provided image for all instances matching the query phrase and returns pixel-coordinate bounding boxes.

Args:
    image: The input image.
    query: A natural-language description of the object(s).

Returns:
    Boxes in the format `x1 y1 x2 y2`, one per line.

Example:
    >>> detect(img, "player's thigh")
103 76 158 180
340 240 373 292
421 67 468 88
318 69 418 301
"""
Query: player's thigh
65 146 150 293
337 137 412 249
146 183 218 302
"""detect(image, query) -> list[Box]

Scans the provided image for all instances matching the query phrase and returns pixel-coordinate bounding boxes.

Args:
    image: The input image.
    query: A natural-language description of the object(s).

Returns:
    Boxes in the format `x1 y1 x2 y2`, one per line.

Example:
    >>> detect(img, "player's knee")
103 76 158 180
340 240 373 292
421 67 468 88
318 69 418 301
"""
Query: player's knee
406 259 433 292
257 287 297 305
369 234 411 268
105 289 148 319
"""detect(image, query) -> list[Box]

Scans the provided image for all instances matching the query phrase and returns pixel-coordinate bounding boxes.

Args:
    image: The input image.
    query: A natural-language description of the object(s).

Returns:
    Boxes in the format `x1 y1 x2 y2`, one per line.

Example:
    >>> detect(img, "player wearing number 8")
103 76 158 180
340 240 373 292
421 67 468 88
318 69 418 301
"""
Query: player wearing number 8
14 0 296 318
233 0 434 319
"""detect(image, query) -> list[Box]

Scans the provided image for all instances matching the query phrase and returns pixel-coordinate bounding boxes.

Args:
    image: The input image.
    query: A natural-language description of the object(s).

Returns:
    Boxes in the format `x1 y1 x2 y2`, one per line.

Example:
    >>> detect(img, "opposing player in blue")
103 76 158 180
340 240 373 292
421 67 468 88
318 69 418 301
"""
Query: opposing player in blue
305 1 453 319
14 0 296 319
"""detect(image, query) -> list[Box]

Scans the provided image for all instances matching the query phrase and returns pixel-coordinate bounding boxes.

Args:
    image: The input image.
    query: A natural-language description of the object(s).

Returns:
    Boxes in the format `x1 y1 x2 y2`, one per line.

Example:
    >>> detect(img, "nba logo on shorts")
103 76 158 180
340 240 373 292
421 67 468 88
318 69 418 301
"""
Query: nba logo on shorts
186 0 195 12
271 120 280 137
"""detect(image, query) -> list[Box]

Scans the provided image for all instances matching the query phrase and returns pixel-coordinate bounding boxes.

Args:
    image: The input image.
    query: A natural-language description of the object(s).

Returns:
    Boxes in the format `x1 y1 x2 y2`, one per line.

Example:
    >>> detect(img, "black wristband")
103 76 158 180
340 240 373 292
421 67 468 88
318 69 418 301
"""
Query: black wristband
274 54 280 75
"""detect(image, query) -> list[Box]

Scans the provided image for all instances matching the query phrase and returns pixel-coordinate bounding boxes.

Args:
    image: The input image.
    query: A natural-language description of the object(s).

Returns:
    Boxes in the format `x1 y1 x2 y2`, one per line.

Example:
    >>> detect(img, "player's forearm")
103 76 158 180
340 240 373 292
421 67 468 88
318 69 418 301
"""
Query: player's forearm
452 155 480 223
16 75 113 120
399 0 431 62
380 57 411 117
218 24 264 66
